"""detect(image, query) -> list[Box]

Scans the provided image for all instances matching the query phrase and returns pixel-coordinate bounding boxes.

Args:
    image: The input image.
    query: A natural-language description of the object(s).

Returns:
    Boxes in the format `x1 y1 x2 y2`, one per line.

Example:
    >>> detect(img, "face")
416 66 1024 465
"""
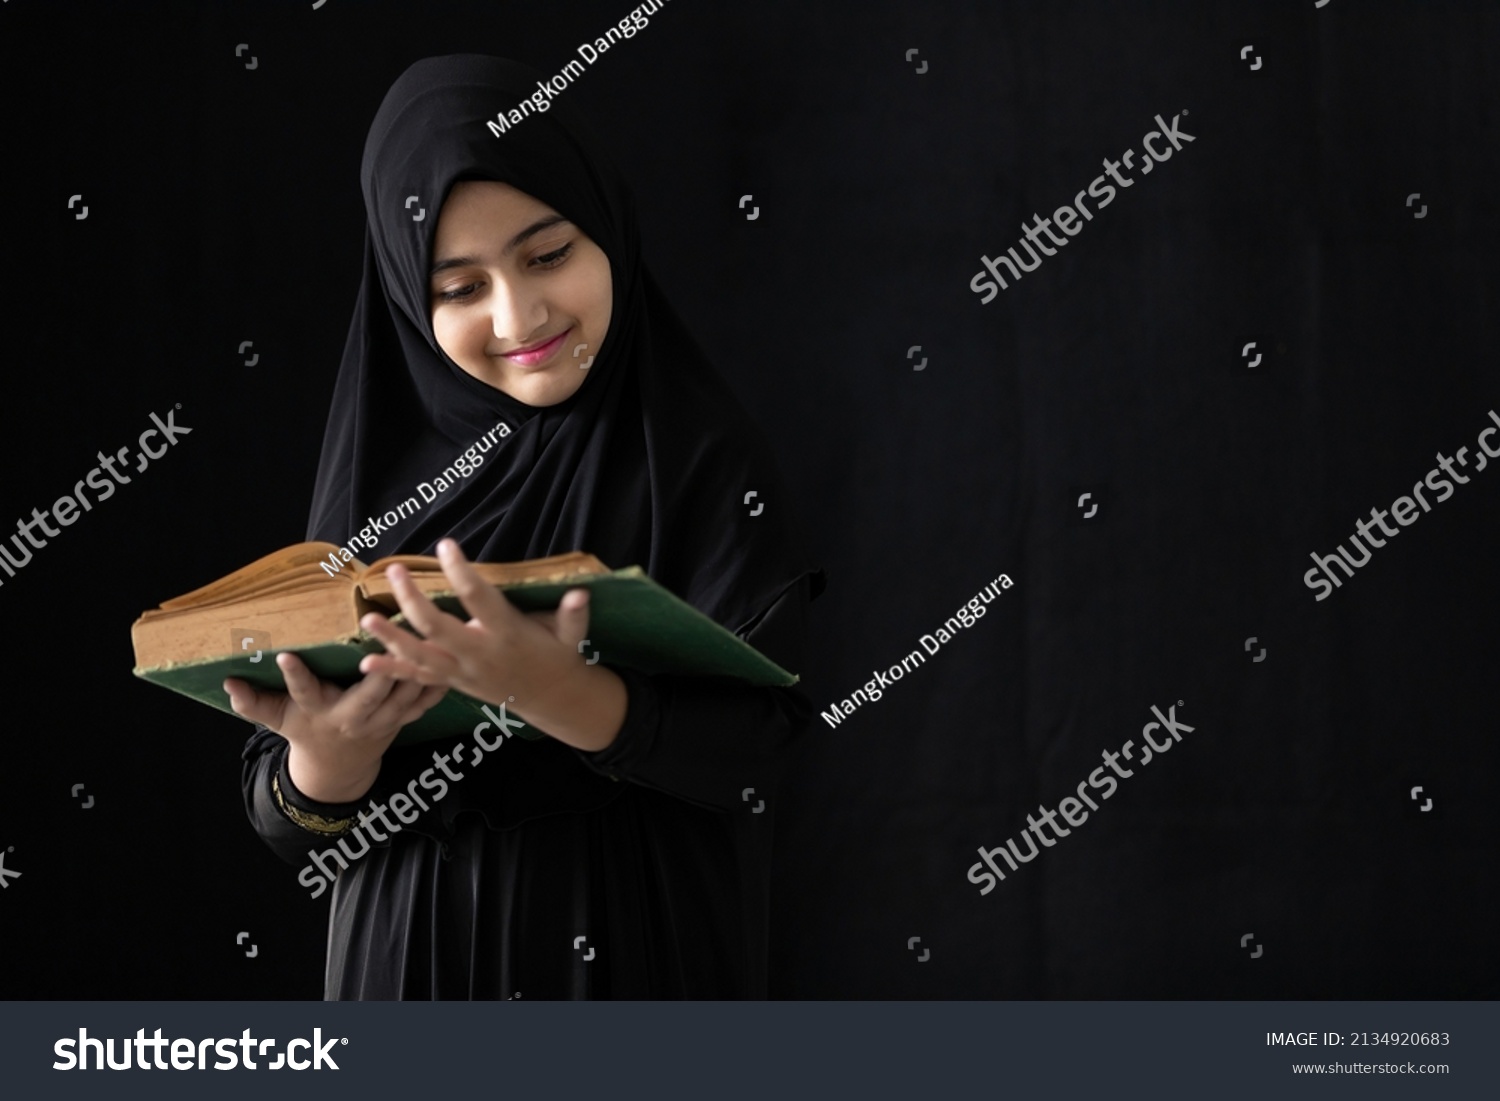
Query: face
428 180 613 407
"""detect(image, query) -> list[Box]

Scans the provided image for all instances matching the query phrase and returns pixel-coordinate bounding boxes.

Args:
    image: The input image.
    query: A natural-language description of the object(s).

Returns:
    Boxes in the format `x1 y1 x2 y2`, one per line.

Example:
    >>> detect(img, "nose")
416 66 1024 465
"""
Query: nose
488 274 546 345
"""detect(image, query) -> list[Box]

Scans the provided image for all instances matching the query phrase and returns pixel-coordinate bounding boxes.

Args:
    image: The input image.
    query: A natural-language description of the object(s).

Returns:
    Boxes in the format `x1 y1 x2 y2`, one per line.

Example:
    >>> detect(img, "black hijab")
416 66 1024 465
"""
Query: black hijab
306 54 822 634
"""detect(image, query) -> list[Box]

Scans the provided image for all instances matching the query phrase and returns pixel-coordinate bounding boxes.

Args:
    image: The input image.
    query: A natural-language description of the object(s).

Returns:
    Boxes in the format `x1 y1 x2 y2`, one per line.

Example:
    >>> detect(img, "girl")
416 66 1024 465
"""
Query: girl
229 54 822 1000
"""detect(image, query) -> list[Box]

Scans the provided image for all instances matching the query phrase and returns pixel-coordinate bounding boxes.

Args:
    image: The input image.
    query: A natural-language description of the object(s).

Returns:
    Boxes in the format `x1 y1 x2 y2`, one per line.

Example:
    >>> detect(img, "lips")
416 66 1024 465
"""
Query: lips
499 327 571 366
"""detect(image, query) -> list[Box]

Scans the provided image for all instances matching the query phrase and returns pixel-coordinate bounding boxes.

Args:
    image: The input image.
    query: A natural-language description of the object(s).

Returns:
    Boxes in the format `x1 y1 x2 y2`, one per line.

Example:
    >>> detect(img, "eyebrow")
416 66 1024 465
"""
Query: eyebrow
429 214 572 277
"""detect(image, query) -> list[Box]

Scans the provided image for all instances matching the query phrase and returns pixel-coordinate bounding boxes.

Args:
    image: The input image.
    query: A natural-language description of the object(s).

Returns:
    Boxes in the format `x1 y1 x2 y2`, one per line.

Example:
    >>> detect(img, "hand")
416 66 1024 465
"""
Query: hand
357 538 627 752
225 653 447 803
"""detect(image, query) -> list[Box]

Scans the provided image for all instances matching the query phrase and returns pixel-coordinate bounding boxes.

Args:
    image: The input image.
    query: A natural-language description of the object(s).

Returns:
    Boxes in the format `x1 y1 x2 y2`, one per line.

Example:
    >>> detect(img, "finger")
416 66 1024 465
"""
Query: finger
436 538 519 631
370 678 429 729
360 614 461 680
553 588 592 654
343 666 395 702
361 611 453 669
386 562 466 643
368 676 426 721
386 676 427 708
277 652 330 714
224 677 286 728
336 668 398 724
359 650 454 686
398 683 452 726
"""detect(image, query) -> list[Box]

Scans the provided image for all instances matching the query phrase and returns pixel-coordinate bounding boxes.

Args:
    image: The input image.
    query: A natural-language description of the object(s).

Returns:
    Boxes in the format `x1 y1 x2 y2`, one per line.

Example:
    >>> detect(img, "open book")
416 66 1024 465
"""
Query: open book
131 541 796 746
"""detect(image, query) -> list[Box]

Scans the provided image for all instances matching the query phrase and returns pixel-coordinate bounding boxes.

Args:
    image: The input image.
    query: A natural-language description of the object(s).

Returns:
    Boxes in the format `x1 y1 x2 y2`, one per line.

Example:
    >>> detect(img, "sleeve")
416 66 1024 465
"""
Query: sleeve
241 724 373 866
569 572 816 812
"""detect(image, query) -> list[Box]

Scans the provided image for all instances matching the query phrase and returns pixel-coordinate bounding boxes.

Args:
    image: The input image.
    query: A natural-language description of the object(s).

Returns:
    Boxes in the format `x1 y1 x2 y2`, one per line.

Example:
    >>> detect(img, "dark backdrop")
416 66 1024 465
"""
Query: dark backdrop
1 0 1495 1000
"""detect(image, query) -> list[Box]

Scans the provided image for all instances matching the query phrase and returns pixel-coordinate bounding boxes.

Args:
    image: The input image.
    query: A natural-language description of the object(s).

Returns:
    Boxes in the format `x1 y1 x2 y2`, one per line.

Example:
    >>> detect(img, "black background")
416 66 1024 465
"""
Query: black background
0 0 1495 1000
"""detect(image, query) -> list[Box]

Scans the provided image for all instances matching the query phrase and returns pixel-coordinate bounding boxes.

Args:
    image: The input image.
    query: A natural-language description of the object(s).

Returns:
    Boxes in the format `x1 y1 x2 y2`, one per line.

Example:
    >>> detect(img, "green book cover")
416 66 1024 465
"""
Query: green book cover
133 567 796 747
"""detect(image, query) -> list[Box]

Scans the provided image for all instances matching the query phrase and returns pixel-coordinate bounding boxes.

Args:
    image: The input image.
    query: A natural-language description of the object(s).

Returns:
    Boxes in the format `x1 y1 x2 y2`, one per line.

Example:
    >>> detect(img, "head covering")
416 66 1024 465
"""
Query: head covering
307 53 823 633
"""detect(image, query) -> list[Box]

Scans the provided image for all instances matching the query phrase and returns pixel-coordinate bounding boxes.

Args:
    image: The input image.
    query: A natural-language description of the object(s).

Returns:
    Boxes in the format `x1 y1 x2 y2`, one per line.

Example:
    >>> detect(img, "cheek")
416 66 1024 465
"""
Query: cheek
433 309 481 362
583 257 613 335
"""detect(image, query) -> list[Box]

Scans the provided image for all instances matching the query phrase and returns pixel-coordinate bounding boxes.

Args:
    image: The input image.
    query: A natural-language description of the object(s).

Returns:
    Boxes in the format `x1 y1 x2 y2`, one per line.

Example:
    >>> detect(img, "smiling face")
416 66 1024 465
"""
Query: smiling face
428 180 613 407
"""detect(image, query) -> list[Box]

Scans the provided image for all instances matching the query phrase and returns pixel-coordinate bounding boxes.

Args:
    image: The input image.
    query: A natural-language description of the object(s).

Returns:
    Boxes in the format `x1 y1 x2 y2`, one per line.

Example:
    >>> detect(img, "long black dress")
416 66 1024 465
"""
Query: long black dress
238 54 824 1000
242 574 812 1000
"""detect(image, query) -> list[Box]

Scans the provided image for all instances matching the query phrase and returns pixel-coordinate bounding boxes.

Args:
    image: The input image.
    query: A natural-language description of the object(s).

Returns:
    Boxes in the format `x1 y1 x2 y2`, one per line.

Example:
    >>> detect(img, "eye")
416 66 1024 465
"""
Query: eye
435 282 480 303
532 242 573 268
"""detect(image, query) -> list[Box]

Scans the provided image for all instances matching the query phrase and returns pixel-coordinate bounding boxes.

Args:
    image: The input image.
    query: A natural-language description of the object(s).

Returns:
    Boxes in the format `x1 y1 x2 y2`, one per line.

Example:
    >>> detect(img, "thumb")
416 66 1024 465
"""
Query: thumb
552 588 592 656
224 677 286 729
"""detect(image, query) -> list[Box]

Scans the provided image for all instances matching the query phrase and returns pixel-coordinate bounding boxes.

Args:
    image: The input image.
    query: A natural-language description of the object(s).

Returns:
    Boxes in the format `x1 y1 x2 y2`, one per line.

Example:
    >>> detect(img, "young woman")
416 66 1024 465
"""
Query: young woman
229 54 823 1000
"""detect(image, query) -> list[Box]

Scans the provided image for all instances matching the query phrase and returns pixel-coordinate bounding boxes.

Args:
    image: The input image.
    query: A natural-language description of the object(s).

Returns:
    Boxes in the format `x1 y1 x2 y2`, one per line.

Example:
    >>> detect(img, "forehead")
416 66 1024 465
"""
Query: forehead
436 180 557 235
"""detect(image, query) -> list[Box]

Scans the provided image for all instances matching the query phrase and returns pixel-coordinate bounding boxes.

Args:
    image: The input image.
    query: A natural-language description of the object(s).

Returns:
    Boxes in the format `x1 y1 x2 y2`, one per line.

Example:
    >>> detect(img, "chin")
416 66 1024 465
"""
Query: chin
507 374 585 408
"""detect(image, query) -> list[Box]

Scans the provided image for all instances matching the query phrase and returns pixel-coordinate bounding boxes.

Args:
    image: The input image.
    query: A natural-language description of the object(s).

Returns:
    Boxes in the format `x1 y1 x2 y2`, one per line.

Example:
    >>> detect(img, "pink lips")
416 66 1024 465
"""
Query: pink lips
499 327 571 367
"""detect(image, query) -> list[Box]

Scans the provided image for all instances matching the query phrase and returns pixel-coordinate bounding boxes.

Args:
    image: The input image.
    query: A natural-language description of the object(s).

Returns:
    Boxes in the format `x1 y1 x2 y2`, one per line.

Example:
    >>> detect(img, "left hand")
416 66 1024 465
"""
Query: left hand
357 537 593 711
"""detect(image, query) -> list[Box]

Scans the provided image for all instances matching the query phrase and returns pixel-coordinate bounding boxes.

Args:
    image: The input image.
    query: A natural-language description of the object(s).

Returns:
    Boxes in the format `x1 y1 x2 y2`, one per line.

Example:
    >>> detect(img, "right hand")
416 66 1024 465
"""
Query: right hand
225 652 448 804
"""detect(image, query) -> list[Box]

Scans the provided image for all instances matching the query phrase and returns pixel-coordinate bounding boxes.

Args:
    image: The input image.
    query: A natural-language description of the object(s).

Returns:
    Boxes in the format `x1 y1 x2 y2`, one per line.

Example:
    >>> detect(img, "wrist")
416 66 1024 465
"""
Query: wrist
518 663 627 753
285 741 381 804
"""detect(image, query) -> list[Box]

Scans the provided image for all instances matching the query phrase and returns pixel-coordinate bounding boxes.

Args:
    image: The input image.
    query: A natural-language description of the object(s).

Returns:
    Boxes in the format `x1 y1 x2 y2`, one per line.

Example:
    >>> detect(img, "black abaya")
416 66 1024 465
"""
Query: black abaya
242 574 811 999
238 55 823 999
